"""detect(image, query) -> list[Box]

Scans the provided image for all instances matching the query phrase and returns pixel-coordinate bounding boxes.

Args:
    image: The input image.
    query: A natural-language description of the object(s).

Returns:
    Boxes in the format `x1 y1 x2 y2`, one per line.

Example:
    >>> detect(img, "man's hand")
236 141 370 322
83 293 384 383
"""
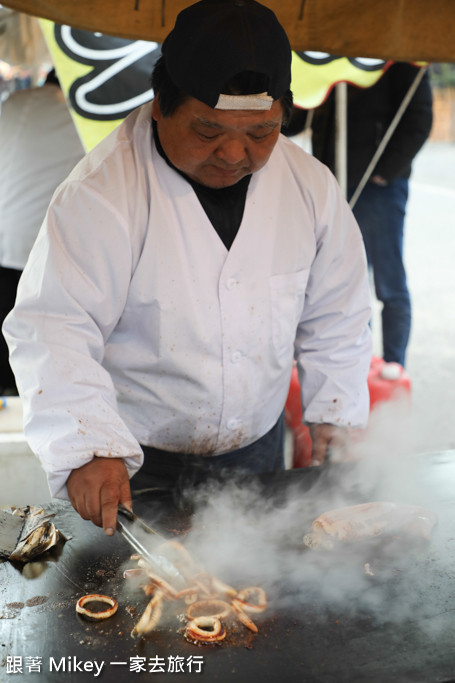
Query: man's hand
67 456 132 536
370 174 388 186
308 423 349 466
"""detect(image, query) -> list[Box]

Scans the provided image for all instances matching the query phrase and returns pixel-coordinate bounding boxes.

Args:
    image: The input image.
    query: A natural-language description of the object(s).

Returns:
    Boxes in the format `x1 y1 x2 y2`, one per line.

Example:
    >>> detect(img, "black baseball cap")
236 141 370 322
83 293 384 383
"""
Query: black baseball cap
161 0 292 110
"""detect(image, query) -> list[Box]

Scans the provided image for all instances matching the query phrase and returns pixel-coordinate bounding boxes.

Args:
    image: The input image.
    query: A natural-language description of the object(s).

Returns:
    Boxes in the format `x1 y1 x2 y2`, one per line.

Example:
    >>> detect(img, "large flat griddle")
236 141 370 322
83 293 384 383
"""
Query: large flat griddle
1 453 455 682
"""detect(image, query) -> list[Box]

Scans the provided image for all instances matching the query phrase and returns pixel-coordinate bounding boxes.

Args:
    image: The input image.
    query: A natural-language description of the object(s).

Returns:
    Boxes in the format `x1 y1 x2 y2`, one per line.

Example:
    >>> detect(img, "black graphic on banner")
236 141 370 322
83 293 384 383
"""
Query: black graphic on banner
54 24 161 121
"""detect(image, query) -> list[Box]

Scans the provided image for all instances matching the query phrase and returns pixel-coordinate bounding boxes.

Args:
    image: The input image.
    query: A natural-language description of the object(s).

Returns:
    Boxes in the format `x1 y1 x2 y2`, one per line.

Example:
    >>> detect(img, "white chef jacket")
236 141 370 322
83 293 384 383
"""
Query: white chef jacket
3 101 372 499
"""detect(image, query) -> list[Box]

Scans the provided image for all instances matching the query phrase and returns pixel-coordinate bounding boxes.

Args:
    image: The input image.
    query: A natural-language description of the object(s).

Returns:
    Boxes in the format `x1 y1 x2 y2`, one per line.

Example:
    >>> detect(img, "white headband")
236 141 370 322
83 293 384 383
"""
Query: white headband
214 92 273 111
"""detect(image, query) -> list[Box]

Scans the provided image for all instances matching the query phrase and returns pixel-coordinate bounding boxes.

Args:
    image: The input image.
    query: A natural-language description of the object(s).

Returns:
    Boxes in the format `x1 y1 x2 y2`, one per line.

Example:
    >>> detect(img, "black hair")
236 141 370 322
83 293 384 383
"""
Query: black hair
151 56 293 124
151 57 189 117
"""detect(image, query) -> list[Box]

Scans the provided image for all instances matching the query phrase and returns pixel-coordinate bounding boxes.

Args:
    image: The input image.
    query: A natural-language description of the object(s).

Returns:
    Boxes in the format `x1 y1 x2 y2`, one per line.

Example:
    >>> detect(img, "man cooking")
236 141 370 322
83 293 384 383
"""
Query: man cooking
3 0 372 536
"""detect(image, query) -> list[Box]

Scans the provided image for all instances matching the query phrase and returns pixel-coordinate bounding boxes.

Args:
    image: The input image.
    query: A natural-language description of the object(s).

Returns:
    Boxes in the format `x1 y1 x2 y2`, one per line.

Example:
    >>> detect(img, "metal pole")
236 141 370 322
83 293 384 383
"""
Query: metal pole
335 81 348 198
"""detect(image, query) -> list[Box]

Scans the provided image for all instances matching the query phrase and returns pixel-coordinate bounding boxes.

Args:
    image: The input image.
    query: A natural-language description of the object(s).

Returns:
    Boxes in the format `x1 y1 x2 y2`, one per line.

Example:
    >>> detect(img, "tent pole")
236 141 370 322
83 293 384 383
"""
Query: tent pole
349 66 428 209
335 81 348 197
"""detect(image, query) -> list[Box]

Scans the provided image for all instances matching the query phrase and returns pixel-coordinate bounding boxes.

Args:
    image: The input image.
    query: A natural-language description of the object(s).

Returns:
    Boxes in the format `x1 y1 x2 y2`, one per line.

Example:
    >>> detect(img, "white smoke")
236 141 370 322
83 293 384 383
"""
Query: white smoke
176 394 453 635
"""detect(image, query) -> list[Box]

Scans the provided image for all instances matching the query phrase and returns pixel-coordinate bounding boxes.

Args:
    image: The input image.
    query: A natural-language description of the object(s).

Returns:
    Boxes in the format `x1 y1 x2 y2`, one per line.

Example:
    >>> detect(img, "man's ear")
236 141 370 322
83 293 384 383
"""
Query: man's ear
152 96 162 122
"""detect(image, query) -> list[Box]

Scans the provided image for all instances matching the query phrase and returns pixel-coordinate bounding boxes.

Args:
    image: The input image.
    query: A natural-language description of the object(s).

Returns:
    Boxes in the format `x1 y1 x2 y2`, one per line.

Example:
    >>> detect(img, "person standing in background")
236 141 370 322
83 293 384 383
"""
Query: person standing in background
0 69 85 393
289 63 433 367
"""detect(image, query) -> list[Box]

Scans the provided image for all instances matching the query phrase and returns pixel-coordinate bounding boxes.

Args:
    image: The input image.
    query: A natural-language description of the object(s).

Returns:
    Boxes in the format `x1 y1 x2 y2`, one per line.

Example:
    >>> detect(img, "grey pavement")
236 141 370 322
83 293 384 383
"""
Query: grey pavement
372 140 455 454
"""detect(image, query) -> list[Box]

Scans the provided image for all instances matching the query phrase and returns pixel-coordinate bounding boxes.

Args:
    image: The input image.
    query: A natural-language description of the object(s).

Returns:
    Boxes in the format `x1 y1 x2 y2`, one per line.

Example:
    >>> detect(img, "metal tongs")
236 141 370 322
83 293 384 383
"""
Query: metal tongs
116 504 185 588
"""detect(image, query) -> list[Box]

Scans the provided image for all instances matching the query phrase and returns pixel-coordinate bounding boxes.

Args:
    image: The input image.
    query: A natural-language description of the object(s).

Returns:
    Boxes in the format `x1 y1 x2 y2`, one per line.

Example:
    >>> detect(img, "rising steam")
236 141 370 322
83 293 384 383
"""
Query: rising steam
176 395 453 633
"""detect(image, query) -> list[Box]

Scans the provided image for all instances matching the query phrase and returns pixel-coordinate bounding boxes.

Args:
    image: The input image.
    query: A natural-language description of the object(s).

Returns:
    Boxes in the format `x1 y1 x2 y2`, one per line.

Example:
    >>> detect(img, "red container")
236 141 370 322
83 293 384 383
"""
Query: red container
367 356 411 410
284 366 312 468
285 357 412 468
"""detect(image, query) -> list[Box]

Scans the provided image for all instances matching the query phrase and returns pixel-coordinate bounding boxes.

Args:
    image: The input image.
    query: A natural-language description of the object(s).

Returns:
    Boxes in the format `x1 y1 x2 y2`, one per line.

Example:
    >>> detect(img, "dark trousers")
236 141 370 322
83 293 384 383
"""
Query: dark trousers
130 412 285 496
351 178 411 367
0 265 21 394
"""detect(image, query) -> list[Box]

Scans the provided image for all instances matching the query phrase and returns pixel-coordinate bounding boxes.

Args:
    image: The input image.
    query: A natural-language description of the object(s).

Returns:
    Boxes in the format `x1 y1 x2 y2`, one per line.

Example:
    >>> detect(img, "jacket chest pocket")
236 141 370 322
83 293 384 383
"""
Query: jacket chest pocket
269 269 310 359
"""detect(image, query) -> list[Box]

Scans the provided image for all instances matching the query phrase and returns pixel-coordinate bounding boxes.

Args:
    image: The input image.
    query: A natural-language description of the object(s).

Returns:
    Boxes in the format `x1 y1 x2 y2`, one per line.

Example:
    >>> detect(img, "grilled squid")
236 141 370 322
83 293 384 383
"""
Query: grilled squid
231 599 258 633
75 594 118 620
186 599 232 620
125 543 268 642
131 590 164 637
305 502 438 547
185 616 226 643
235 587 267 613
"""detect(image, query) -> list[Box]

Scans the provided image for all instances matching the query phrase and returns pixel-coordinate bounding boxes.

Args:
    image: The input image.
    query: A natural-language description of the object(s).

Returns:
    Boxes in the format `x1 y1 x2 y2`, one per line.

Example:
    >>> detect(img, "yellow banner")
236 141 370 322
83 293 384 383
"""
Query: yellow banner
40 21 407 151
39 19 159 151
291 52 390 110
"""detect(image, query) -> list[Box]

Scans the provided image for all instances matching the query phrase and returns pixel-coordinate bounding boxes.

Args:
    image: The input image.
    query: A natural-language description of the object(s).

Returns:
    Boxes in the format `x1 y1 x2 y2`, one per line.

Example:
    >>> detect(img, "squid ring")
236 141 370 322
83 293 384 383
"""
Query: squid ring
236 587 267 613
185 616 226 642
75 594 118 620
186 599 232 621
